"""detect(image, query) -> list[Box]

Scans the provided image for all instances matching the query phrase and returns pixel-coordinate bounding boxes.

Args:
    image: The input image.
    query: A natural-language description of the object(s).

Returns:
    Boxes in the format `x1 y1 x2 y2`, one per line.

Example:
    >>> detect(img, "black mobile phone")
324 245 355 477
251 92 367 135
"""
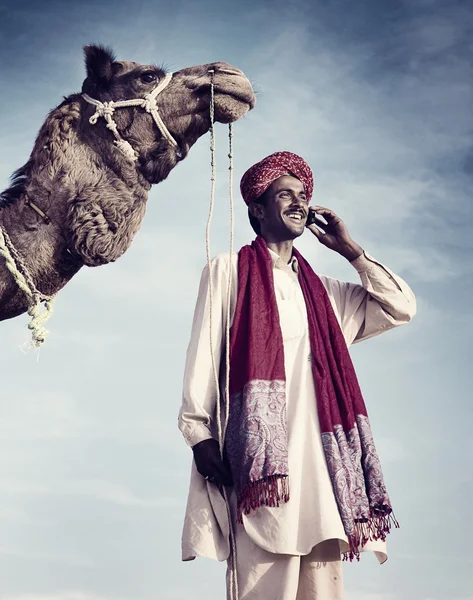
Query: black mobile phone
306 208 317 227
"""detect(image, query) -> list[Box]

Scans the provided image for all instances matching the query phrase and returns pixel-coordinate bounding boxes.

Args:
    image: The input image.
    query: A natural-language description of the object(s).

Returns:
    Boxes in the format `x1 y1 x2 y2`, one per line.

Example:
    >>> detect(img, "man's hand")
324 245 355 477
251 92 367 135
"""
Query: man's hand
306 206 363 262
192 438 233 486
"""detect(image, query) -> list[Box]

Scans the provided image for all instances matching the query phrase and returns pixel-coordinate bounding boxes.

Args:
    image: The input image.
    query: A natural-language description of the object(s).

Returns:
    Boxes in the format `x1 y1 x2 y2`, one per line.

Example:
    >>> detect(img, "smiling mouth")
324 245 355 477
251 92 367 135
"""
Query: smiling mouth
285 210 306 223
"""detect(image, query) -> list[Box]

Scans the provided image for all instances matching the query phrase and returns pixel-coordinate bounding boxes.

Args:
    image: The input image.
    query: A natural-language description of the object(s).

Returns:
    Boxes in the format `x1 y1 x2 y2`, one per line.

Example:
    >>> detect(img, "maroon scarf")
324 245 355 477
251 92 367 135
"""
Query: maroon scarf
225 236 398 560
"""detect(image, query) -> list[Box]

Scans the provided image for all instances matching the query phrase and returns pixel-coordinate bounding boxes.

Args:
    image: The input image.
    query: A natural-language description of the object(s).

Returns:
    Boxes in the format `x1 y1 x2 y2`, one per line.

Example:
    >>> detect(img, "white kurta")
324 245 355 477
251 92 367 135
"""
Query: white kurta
179 249 416 565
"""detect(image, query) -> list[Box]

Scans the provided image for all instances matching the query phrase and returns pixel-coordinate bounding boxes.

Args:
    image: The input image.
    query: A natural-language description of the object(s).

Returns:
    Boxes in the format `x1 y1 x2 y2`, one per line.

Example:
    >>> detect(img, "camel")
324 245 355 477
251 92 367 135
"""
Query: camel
0 45 255 339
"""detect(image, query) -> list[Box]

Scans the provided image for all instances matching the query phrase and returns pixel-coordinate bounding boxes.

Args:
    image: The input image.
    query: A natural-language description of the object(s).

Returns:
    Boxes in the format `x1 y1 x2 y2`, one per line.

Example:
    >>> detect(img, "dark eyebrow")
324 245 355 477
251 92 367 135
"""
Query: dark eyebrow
148 63 167 74
277 188 306 195
137 64 167 77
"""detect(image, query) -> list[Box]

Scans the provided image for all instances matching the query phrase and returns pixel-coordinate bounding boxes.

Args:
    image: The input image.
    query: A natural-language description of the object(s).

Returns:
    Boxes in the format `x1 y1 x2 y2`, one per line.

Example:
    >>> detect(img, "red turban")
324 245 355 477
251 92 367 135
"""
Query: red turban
240 151 314 205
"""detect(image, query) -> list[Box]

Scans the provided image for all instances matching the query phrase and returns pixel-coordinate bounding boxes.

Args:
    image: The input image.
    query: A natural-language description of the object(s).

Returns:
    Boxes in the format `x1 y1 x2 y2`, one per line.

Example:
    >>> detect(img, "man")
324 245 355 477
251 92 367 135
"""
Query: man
178 151 416 600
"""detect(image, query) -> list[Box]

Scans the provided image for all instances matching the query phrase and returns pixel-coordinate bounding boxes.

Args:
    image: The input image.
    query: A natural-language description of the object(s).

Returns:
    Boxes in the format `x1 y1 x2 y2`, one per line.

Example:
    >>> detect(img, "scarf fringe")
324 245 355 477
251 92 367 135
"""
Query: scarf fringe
343 509 400 562
237 475 290 524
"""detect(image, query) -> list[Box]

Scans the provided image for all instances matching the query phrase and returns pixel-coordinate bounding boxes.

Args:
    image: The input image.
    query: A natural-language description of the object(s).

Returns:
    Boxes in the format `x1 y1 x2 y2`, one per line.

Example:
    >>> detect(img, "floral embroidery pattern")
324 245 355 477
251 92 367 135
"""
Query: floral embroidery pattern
226 379 289 518
322 414 392 540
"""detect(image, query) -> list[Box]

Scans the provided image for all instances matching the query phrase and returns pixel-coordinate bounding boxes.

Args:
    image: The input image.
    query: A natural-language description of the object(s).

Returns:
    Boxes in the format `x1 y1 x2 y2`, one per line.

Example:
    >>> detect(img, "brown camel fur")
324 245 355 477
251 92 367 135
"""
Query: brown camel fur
0 45 255 322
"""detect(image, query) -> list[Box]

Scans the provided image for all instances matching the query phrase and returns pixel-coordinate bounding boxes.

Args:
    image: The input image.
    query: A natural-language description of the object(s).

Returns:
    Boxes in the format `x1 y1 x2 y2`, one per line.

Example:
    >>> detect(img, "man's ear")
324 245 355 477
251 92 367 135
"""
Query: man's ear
248 202 265 220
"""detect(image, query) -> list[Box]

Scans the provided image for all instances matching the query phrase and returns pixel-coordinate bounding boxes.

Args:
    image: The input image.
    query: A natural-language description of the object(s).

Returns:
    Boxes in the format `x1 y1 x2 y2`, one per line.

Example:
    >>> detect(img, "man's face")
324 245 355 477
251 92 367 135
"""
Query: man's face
252 175 309 240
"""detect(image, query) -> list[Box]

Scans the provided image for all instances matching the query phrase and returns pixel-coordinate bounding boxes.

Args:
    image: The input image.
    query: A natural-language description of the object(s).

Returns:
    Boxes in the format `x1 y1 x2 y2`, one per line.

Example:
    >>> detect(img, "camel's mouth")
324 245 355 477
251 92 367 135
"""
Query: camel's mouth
226 88 257 111
213 91 255 124
216 77 256 110
211 71 256 122
175 139 190 162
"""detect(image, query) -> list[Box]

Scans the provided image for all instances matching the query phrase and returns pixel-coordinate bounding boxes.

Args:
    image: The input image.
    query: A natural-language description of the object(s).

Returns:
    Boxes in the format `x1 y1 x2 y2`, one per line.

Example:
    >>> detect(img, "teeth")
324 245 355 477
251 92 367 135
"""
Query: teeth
287 213 302 220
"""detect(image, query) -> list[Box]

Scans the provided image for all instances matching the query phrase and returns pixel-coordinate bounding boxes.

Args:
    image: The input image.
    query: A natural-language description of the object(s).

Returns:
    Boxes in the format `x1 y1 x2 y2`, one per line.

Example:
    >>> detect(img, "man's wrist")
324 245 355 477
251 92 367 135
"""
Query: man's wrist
338 241 364 262
192 437 217 450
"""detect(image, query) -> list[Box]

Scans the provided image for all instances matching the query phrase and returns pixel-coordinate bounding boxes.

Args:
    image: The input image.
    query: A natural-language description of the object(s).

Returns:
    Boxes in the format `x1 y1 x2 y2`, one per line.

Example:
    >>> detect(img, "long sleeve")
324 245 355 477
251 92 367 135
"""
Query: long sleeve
320 251 416 346
178 254 237 448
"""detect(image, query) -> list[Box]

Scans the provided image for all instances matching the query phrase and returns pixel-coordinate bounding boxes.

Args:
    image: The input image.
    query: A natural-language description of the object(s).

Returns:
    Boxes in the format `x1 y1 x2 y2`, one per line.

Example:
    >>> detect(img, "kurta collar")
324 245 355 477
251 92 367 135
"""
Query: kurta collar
267 247 299 277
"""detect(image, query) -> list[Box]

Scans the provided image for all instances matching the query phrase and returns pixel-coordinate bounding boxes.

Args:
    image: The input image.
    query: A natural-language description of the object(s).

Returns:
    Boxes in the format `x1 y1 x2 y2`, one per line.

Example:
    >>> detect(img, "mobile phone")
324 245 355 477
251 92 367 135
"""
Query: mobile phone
306 208 317 227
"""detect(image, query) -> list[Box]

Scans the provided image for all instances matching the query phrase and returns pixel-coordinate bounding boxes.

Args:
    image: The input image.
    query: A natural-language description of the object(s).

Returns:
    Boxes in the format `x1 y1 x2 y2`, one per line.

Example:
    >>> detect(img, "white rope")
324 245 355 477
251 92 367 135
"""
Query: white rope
0 224 55 347
82 72 178 162
205 69 220 440
224 122 239 600
206 70 239 600
224 122 234 444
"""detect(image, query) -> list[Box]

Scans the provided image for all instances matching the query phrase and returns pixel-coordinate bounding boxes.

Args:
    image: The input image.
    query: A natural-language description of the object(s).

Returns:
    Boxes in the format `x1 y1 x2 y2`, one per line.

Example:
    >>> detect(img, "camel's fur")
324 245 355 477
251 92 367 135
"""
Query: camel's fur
0 45 255 321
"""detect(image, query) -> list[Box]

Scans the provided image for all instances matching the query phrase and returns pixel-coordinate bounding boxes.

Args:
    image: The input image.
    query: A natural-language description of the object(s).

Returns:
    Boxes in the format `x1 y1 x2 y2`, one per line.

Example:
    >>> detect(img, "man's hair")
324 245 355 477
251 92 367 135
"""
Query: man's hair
248 192 267 236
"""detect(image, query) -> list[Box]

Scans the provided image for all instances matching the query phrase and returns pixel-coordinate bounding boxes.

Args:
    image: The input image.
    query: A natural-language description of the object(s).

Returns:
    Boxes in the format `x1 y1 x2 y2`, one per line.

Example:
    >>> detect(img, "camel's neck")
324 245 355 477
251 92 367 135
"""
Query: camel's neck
0 197 83 321
0 96 151 321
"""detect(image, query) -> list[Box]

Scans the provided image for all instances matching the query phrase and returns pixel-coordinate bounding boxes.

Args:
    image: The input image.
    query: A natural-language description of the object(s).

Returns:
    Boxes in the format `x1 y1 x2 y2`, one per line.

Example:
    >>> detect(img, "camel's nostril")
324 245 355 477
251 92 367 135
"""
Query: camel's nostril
216 68 243 77
195 85 211 98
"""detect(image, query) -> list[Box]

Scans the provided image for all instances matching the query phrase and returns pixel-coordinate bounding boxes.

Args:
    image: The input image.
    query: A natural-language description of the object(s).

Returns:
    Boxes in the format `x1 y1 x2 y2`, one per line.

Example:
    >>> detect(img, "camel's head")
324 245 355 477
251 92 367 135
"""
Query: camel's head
81 45 256 184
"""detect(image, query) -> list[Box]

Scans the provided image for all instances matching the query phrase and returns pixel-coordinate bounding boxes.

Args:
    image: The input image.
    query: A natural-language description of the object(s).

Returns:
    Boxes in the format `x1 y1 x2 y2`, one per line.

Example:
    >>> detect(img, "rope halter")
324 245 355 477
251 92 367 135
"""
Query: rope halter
82 72 178 162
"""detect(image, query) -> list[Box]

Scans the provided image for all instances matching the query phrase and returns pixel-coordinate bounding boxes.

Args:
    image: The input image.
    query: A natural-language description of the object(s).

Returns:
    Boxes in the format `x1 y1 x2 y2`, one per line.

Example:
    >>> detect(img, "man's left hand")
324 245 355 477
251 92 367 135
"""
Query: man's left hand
306 206 363 262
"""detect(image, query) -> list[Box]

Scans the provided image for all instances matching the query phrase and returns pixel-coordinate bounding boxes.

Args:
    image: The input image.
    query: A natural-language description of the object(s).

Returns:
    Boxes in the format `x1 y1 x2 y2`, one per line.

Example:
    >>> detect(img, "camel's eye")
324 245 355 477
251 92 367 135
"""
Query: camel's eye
140 72 158 84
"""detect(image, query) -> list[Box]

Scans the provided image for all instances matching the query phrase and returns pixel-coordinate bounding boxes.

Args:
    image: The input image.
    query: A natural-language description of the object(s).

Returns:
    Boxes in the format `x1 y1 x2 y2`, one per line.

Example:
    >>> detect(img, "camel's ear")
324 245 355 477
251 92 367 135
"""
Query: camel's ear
84 45 116 85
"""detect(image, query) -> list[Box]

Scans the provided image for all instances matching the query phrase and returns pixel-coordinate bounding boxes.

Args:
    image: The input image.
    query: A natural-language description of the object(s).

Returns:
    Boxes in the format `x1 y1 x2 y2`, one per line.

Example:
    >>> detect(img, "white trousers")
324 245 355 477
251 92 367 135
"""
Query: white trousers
227 524 344 600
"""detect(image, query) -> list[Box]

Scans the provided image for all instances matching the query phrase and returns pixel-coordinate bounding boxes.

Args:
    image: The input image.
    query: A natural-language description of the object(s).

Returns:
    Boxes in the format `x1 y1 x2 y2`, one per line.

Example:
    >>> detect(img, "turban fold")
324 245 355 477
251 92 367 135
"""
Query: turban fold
240 151 314 205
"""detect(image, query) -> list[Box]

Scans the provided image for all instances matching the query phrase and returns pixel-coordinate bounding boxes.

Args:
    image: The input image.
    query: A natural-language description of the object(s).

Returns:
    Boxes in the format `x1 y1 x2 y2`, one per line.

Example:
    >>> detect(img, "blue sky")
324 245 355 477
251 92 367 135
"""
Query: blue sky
0 0 472 599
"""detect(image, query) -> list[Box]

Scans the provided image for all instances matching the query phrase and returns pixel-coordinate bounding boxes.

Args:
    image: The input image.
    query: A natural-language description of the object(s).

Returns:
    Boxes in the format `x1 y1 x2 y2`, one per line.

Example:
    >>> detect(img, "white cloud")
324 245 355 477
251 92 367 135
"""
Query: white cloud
0 478 175 509
347 593 397 600
62 479 174 508
0 594 134 600
0 546 93 568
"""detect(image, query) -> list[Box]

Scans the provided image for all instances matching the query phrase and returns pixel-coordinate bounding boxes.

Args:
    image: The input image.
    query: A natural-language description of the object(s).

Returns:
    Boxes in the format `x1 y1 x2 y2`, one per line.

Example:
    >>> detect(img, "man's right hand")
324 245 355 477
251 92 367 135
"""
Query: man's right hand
192 438 233 486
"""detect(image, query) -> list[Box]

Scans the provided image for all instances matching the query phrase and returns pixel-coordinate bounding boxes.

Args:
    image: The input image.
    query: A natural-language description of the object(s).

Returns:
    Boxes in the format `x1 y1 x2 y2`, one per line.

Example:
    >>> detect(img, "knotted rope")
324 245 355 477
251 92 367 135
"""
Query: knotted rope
205 69 239 600
82 72 178 161
0 225 55 347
